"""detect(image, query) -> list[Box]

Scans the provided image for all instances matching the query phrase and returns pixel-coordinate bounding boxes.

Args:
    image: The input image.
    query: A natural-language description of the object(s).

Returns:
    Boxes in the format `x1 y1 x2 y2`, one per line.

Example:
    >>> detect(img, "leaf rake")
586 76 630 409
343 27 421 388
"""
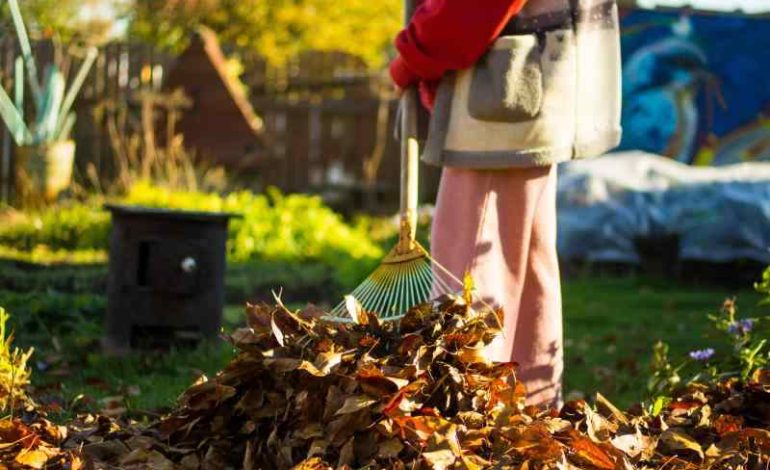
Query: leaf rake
325 72 464 322
326 219 462 323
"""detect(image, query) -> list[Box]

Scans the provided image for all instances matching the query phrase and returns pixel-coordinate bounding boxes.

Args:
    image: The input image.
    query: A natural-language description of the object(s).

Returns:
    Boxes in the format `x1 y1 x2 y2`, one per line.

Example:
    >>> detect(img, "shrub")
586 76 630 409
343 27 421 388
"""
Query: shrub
0 308 33 413
0 183 385 289
0 204 110 252
0 245 106 265
124 183 384 288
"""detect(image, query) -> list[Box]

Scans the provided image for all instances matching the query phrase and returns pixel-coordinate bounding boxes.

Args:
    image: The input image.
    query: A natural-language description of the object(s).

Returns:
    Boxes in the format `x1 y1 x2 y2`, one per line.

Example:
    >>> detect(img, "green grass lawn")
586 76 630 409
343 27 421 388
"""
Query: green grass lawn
562 276 762 406
10 275 764 418
24 306 246 421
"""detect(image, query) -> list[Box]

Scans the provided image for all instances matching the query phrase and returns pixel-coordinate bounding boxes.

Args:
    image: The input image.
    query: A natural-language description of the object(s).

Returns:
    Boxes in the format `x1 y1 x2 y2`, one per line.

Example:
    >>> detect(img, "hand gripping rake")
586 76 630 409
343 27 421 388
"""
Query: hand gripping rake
324 0 464 323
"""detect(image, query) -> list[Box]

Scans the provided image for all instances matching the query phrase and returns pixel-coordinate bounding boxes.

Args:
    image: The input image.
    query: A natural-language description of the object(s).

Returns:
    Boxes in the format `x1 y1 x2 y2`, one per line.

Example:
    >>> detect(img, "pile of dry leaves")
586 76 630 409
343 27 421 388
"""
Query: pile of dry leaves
2 296 769 469
0 412 82 469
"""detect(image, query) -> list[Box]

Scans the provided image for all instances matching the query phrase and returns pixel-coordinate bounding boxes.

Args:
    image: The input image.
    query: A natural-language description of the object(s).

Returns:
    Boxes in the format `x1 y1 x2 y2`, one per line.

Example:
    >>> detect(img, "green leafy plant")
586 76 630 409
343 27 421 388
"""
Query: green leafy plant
0 245 106 266
0 204 110 252
0 0 97 147
647 341 684 403
0 308 33 413
125 183 384 288
755 265 770 303
648 270 770 406
0 183 385 290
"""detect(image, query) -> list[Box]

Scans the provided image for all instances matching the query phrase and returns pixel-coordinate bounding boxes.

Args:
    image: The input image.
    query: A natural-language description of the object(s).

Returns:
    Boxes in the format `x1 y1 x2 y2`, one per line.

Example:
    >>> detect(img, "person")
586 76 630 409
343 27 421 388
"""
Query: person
389 0 623 407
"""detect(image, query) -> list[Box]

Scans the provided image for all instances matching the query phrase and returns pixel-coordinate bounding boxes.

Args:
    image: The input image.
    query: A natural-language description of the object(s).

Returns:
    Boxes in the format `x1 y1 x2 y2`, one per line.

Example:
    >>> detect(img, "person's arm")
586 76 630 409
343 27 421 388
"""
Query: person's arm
389 0 529 89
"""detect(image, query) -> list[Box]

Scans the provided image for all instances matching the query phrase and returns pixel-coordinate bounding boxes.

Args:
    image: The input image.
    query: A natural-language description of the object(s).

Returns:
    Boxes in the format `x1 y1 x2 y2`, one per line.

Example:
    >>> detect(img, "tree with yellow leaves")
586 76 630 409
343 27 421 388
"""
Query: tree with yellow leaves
0 0 127 45
130 0 402 68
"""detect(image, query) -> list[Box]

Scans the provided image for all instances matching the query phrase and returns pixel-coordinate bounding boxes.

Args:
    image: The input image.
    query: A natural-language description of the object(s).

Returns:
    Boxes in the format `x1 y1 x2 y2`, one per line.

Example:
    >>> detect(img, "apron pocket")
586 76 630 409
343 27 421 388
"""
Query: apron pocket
467 35 544 123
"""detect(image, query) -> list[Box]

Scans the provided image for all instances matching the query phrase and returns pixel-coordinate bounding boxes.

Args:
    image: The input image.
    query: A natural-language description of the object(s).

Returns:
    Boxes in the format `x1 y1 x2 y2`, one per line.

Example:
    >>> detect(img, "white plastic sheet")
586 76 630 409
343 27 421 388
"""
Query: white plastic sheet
557 151 770 263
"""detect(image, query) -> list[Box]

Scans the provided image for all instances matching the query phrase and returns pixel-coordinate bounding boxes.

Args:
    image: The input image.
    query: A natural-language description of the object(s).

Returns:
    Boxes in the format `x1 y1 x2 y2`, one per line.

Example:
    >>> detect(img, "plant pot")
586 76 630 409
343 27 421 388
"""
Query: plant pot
15 140 76 204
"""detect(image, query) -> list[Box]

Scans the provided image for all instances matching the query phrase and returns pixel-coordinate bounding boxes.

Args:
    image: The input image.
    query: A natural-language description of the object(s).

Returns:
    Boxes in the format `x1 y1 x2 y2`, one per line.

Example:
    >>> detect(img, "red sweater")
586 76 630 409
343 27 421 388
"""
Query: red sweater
389 0 529 110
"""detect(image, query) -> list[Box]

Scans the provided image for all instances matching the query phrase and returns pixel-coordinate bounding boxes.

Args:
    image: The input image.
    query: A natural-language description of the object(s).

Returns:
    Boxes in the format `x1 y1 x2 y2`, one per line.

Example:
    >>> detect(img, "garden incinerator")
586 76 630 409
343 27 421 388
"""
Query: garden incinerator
104 204 237 352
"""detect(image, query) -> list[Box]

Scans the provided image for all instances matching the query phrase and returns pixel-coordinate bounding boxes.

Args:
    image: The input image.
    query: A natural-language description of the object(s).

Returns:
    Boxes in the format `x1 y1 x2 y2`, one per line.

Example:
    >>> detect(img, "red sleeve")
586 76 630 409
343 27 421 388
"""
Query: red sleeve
389 56 420 89
390 0 529 86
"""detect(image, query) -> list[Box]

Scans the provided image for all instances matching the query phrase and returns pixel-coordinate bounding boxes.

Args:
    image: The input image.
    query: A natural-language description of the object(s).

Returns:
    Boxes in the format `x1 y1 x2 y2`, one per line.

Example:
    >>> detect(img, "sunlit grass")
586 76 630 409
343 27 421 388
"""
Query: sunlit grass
562 275 762 407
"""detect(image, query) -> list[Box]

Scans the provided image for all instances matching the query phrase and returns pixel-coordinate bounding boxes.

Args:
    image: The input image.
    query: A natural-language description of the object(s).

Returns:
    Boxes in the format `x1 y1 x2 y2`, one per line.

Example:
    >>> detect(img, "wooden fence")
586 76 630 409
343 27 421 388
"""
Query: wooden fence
244 50 440 212
0 39 438 211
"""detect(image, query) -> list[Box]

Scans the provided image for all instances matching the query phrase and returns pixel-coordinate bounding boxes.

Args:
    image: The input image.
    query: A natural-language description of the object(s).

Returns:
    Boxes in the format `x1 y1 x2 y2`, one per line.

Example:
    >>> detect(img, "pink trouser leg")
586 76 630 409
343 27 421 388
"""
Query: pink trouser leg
431 165 563 407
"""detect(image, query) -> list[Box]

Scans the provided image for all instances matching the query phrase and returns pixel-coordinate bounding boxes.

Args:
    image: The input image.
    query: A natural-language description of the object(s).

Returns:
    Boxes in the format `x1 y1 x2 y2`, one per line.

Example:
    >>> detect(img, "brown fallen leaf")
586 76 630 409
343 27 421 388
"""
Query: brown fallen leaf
713 414 744 436
564 429 618 470
752 368 770 387
584 401 619 443
596 392 630 426
119 448 176 470
659 428 704 461
611 430 657 460
292 457 332 470
271 314 286 347
422 448 457 469
506 423 564 463
335 395 378 415
377 438 404 459
741 427 770 452
14 446 57 469
0 419 40 450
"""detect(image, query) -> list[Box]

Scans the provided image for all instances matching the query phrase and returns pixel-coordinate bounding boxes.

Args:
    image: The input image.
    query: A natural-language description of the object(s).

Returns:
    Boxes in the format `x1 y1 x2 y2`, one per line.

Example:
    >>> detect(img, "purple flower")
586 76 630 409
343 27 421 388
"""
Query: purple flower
728 319 754 335
689 348 715 361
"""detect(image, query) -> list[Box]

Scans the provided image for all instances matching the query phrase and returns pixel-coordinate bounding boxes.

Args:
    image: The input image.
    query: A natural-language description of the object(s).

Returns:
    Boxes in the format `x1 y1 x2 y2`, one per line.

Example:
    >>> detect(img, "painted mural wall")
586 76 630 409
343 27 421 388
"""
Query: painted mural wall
617 9 770 165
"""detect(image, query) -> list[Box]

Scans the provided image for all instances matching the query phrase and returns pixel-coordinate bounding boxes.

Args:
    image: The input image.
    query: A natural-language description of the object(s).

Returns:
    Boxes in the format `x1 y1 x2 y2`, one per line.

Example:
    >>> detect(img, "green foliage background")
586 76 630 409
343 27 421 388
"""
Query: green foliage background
0 0 402 67
0 183 383 288
129 0 402 67
0 0 127 44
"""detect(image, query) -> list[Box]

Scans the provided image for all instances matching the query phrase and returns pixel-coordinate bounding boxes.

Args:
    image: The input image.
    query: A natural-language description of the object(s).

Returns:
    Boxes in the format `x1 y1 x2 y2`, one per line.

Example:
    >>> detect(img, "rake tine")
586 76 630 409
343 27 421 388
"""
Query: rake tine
394 269 407 318
353 278 378 311
369 268 394 315
392 269 406 315
405 263 417 314
403 263 420 317
327 233 495 322
415 263 428 301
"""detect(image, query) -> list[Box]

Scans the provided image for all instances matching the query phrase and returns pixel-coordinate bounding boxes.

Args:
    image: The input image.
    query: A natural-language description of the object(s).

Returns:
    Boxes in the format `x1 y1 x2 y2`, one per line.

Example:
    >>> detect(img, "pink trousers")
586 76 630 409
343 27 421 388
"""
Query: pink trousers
431 165 563 407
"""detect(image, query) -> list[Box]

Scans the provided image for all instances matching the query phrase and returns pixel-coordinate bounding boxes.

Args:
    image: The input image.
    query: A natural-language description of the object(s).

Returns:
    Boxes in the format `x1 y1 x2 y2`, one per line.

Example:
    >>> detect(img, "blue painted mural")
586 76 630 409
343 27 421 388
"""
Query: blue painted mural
617 9 770 165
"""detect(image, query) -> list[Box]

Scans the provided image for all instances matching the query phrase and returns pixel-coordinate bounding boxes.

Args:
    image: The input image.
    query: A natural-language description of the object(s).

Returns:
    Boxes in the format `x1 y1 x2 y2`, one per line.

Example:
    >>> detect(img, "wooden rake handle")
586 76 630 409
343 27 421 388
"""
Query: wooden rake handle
397 0 420 253
398 88 419 251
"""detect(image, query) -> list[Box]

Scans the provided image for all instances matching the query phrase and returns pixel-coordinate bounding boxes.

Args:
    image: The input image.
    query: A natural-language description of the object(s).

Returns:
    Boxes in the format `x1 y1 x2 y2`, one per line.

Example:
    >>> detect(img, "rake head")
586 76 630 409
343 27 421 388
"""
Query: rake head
325 240 460 323
325 82 459 323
